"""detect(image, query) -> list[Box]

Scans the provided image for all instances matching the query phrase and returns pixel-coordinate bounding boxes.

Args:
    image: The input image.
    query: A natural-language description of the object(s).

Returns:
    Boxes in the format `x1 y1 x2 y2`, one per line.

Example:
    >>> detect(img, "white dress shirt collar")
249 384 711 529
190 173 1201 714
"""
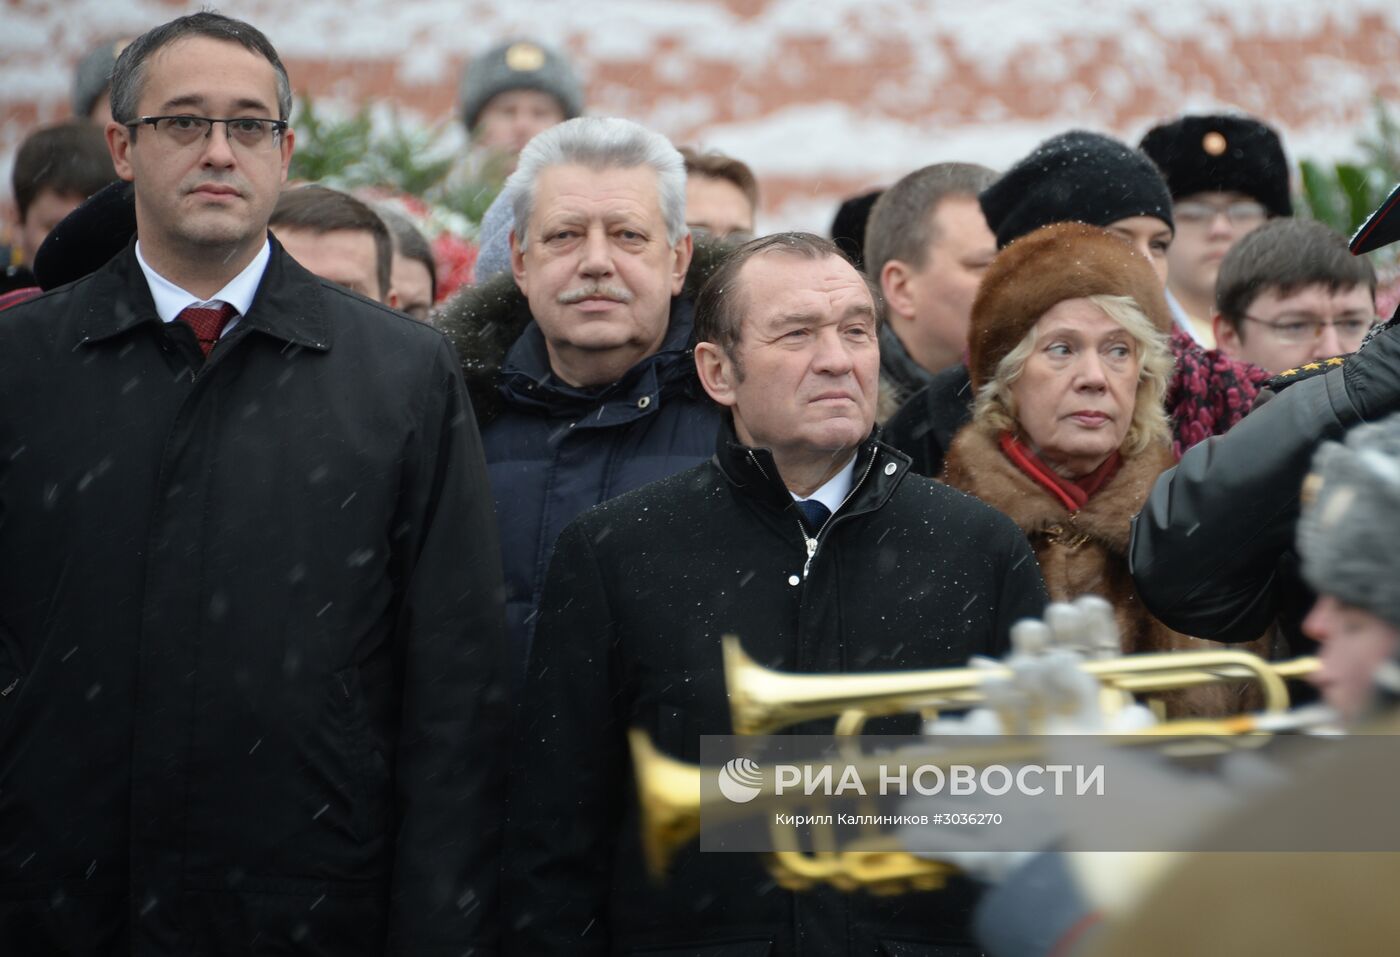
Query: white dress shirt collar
135 238 271 337
791 454 857 515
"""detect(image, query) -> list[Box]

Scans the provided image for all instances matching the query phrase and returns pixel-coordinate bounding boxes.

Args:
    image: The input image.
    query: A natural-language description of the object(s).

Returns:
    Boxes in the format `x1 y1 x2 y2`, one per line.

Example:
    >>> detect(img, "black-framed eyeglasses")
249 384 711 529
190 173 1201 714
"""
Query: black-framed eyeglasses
1241 314 1379 345
1174 200 1268 227
124 115 288 150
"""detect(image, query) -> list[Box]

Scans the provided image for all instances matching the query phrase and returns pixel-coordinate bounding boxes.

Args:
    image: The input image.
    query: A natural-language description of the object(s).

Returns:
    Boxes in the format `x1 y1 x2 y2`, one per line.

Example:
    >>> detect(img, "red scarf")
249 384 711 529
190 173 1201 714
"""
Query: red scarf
998 432 1122 513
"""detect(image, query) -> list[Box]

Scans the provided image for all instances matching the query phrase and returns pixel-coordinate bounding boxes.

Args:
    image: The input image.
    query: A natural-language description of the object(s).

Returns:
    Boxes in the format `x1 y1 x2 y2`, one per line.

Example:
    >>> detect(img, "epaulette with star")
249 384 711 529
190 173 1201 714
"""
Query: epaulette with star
1264 355 1347 393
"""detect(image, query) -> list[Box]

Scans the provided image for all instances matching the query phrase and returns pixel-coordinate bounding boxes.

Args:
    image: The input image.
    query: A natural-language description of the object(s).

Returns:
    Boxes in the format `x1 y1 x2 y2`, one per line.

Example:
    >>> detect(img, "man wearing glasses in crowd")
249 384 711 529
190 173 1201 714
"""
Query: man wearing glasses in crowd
1212 218 1379 375
1140 113 1293 346
0 12 505 954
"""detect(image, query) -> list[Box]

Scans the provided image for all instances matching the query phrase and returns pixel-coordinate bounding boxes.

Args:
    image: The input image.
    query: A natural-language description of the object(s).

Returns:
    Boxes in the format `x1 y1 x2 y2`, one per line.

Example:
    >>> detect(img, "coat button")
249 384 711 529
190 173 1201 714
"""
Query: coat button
884 462 897 475
788 574 800 586
637 395 652 409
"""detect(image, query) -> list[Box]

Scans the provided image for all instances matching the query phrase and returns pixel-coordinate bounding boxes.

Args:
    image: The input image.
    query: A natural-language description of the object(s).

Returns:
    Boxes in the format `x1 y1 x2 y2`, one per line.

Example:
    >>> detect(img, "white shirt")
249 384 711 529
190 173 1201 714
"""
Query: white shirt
791 455 857 517
135 239 271 339
1166 287 1208 346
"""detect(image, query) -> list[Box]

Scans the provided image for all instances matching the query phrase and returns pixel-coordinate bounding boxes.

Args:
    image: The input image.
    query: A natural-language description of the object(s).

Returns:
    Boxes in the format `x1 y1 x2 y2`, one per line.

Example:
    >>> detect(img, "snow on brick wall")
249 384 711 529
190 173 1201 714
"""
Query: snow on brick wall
3 0 1398 232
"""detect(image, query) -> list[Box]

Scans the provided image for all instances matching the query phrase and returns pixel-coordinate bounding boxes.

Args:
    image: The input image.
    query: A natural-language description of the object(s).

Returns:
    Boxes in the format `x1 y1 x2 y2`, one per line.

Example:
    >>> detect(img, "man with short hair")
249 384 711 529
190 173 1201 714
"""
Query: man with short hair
1213 218 1377 374
437 117 725 675
10 119 118 269
503 232 1048 955
377 204 438 322
0 13 506 953
1140 113 1293 346
863 161 999 415
270 183 393 303
679 146 759 243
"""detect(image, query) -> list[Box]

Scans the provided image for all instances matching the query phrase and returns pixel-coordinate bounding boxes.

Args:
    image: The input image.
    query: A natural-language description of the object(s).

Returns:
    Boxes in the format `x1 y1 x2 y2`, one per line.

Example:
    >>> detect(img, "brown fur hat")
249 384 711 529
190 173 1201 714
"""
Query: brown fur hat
968 222 1173 392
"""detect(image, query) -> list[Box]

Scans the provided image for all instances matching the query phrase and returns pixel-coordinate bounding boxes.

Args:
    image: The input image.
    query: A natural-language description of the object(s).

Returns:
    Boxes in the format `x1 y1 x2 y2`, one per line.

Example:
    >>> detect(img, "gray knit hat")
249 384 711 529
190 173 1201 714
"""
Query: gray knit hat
71 38 129 119
458 40 583 133
1299 413 1400 631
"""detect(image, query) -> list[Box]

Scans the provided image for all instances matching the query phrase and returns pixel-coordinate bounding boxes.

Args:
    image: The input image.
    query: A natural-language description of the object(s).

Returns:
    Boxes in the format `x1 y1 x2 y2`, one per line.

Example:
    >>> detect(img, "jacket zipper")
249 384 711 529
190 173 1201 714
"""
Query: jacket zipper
748 449 880 580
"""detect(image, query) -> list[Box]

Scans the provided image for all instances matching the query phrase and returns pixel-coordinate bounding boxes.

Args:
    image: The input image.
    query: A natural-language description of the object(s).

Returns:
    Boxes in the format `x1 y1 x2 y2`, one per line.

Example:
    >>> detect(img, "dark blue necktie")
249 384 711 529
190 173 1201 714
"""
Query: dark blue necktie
795 499 831 535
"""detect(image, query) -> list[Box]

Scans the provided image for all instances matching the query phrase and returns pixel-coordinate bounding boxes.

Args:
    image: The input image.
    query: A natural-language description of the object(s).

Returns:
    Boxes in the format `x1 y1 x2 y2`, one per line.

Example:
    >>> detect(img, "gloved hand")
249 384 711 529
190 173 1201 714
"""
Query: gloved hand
1343 316 1400 421
897 784 1059 884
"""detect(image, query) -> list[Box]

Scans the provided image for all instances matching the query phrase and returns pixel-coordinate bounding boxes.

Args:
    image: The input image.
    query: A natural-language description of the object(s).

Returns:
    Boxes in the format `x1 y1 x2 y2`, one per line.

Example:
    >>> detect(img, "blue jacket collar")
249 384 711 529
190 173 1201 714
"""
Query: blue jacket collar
497 297 700 426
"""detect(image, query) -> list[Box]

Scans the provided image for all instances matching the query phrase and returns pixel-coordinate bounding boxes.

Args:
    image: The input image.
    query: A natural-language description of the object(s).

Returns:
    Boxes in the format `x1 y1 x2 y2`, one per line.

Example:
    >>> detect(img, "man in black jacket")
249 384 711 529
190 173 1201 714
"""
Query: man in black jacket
863 162 998 420
503 232 1048 955
0 13 506 955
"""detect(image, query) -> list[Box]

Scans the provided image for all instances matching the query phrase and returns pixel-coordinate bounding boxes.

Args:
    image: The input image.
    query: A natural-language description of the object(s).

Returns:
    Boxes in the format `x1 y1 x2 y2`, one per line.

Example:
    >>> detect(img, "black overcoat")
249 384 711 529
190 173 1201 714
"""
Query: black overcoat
503 425 1049 956
0 239 507 955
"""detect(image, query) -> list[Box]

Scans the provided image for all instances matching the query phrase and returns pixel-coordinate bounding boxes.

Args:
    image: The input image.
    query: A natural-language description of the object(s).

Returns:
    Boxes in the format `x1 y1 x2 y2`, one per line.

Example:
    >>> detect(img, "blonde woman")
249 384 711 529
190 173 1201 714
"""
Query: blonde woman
943 222 1269 715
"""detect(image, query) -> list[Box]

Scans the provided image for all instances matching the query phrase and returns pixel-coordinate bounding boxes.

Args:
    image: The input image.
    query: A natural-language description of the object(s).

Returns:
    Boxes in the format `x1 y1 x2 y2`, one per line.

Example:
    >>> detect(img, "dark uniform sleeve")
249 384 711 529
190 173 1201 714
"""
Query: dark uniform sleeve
387 337 509 956
1128 368 1358 643
502 519 623 956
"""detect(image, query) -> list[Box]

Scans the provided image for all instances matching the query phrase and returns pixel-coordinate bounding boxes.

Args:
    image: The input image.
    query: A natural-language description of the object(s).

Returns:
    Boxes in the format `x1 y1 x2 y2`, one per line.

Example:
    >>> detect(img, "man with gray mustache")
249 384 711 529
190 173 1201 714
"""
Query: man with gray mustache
438 117 728 680
557 281 632 306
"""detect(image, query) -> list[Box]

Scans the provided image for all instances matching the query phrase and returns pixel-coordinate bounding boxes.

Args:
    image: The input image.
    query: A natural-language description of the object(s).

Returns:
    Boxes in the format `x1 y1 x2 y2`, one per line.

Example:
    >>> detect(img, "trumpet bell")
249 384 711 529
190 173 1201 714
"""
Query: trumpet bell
628 729 702 879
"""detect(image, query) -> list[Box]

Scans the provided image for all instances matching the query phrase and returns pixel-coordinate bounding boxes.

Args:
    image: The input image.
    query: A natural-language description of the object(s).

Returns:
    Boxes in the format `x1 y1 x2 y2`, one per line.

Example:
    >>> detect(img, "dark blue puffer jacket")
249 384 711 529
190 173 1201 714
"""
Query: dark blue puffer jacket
483 307 719 670
437 251 728 677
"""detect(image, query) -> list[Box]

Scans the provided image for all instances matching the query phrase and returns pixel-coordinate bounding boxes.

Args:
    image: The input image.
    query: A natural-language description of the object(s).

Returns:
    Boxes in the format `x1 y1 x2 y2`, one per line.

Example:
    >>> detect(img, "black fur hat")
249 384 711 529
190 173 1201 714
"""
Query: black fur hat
1139 113 1292 218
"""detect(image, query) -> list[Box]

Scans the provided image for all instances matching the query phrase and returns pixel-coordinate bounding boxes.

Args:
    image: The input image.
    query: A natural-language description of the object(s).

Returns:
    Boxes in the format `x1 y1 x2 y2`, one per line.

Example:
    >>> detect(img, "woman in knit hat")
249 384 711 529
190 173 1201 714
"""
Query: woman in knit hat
979 130 1176 276
943 222 1270 716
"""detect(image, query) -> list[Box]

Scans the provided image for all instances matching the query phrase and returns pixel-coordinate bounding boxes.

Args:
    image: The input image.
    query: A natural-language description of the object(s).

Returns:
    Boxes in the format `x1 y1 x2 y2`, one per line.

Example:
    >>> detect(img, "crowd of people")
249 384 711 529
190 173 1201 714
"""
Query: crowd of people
1 10 1398 956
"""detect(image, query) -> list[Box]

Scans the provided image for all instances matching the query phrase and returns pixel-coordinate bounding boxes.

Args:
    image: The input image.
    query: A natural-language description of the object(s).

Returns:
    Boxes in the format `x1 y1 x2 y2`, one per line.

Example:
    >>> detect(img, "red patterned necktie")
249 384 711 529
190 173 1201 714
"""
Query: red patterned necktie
176 302 237 358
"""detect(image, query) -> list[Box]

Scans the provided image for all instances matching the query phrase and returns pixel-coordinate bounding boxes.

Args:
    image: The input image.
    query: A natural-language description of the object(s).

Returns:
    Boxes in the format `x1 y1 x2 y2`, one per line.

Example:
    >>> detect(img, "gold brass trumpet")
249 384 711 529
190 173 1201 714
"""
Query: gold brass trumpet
631 729 704 880
628 727 963 893
631 635 1322 892
723 635 1318 736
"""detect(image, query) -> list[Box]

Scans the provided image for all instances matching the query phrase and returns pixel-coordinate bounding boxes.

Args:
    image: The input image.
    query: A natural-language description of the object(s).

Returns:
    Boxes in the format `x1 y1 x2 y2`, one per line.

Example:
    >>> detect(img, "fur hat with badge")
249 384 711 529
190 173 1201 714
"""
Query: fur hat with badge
71 38 130 118
979 130 1175 250
1139 113 1292 218
967 222 1174 393
1299 413 1400 633
458 39 584 133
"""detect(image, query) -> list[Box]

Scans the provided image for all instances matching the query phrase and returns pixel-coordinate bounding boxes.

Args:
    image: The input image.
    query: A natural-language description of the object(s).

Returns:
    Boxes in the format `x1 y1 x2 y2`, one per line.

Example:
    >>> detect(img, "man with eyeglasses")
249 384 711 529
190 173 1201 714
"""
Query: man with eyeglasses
0 12 507 955
1140 114 1292 347
1213 218 1378 375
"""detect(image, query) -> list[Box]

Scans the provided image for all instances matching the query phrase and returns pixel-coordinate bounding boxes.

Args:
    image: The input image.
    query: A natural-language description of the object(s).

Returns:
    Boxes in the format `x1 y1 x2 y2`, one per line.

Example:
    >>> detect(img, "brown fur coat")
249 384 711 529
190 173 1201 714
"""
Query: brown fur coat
943 422 1270 716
